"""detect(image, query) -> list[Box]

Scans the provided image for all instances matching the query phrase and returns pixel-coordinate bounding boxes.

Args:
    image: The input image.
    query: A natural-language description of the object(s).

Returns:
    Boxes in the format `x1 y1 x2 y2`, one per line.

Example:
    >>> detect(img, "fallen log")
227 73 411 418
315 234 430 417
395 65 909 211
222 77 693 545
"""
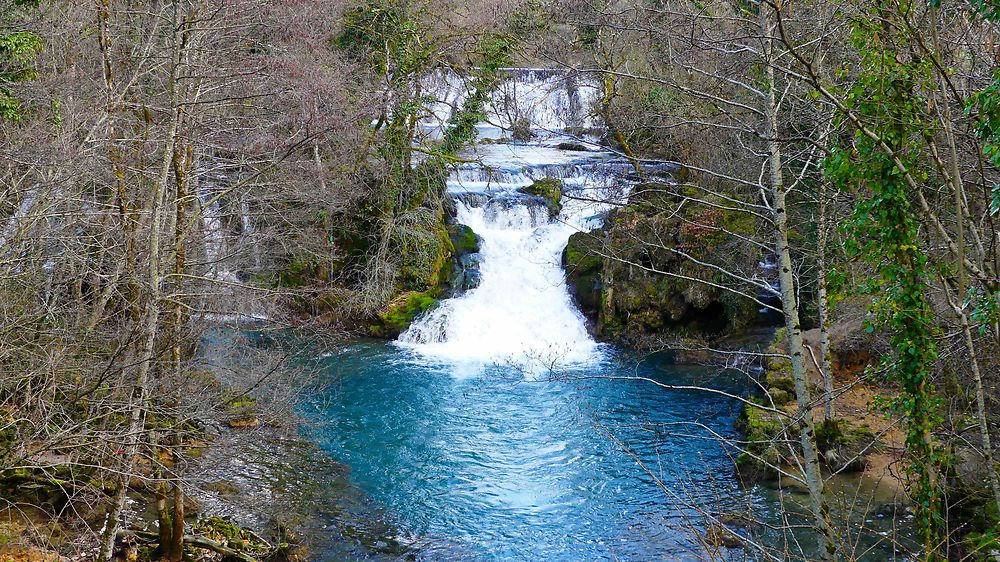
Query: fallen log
117 529 260 562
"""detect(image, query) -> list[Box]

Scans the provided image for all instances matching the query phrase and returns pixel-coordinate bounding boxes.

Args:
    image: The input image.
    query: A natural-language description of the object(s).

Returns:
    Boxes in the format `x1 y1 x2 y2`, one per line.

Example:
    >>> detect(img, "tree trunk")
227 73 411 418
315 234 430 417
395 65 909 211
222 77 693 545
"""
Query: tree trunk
817 178 835 421
946 282 1000 511
761 4 837 559
97 4 186 558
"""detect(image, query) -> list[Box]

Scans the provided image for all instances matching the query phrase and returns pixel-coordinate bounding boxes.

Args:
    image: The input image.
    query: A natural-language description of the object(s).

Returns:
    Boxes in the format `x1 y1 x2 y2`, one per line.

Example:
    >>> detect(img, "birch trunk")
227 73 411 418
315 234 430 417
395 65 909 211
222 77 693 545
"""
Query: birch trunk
945 281 1000 512
817 179 835 421
760 4 837 559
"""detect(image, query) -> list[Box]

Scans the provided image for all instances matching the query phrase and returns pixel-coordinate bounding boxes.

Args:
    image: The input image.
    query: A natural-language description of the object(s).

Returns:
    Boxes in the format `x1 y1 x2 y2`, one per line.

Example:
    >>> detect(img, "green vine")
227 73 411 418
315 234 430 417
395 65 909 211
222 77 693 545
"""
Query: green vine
968 69 1000 216
440 34 515 155
824 5 944 556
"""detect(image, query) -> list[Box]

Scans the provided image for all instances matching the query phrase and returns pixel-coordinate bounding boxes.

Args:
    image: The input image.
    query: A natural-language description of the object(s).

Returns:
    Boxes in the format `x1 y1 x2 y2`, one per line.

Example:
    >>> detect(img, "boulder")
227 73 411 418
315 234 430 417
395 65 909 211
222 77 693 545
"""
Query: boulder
518 178 563 218
816 420 876 473
444 223 482 297
563 231 605 319
449 223 480 255
562 186 759 346
734 400 782 482
511 116 533 141
371 291 439 338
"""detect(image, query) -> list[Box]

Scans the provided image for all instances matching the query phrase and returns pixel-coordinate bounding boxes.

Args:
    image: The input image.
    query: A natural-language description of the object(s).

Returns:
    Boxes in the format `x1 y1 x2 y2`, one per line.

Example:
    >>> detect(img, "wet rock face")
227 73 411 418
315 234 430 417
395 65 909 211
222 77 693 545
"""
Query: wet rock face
372 291 440 338
445 223 482 296
562 183 760 345
563 230 604 320
369 220 485 338
517 178 563 218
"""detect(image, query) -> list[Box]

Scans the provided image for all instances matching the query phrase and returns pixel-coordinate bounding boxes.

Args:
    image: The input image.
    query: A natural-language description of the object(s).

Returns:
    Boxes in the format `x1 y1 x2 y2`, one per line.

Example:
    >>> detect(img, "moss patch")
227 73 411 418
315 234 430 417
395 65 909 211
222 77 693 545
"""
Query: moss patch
193 516 272 558
221 391 257 416
735 399 782 481
397 219 453 290
569 188 761 345
449 224 480 255
964 525 1000 561
372 290 439 337
563 231 605 319
519 178 563 217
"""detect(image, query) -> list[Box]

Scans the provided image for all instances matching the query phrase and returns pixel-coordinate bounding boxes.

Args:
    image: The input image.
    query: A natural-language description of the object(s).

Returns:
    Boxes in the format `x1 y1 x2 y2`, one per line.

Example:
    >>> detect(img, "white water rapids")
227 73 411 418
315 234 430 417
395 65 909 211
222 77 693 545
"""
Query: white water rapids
397 69 628 370
398 189 605 367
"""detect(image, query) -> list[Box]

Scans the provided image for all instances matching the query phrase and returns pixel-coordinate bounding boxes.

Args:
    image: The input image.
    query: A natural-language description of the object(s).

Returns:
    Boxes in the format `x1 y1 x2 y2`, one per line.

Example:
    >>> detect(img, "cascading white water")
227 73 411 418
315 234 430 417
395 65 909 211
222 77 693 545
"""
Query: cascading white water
398 194 604 368
197 187 240 283
0 191 38 252
421 69 602 140
398 68 631 371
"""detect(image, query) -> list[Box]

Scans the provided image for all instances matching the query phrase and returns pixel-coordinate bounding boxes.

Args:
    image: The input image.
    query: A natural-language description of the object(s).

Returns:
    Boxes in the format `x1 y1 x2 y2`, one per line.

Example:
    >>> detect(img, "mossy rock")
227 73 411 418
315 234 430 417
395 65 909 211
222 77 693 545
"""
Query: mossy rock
737 400 781 437
946 478 1000 538
511 117 533 141
221 391 257 415
397 220 453 290
0 522 21 546
815 418 876 473
767 328 788 354
963 525 1000 561
765 371 795 395
479 136 513 145
767 388 792 406
763 345 795 395
449 223 480 255
372 291 439 338
518 178 563 217
564 230 603 272
0 469 79 513
563 231 604 319
445 225 482 296
227 416 261 430
627 182 676 215
193 516 271 556
585 194 759 344
276 257 316 289
735 400 783 481
186 369 221 391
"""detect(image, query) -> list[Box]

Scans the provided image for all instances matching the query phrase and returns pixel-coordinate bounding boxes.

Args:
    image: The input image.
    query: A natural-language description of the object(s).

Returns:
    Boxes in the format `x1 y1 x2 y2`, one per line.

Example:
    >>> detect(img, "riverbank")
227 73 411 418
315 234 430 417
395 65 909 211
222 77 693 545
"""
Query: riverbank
0 327 422 562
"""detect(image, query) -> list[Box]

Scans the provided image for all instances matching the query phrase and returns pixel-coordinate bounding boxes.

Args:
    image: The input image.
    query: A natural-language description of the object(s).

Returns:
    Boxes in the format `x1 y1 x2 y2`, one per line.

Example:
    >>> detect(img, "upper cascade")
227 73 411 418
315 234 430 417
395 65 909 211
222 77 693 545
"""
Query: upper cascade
421 68 602 140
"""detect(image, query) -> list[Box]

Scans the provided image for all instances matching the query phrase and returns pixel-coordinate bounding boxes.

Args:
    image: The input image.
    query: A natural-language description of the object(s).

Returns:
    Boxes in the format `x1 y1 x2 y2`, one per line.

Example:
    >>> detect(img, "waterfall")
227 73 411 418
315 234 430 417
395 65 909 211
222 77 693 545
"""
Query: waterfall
420 68 602 141
397 69 633 370
398 191 606 369
239 196 261 270
0 190 38 253
197 186 239 282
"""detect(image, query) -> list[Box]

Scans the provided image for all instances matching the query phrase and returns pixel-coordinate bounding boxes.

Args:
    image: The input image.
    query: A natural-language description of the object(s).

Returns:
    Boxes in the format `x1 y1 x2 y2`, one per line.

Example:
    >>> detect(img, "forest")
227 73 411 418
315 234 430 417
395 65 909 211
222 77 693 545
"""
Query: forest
1 0 999 560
